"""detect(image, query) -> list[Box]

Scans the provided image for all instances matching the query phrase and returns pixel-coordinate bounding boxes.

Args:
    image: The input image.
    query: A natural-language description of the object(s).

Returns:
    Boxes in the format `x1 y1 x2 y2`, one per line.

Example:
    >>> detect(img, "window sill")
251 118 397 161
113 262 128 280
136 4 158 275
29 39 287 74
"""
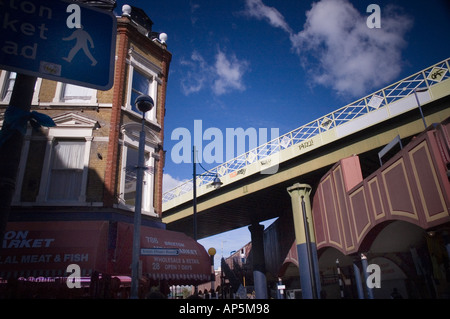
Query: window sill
121 106 161 130
115 203 158 217
37 102 112 108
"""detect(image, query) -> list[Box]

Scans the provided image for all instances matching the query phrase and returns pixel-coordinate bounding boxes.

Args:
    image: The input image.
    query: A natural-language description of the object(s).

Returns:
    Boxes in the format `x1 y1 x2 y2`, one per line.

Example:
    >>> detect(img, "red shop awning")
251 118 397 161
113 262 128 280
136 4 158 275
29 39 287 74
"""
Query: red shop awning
0 221 109 279
114 222 211 285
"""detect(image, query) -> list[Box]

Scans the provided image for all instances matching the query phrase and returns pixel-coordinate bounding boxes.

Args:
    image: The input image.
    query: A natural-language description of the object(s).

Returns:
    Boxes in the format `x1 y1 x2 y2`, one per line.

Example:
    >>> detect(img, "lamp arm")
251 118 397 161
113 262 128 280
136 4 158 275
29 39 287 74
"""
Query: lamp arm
194 149 219 177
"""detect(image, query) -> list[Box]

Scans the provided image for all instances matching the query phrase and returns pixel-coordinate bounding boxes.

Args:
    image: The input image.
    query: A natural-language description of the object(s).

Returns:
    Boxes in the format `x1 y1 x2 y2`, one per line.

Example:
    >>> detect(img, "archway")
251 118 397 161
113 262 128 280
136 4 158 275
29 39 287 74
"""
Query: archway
278 262 301 299
318 247 355 299
362 220 449 299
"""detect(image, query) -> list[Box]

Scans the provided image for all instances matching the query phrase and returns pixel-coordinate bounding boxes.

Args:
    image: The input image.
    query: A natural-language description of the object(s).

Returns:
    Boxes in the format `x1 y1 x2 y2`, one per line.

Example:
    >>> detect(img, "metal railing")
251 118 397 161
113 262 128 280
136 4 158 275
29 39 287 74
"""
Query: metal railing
163 58 450 205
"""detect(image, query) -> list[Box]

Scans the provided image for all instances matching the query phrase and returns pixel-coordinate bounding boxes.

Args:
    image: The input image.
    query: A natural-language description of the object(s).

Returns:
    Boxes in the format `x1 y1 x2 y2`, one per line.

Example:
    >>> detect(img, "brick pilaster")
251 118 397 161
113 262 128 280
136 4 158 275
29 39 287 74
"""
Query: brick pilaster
103 24 129 207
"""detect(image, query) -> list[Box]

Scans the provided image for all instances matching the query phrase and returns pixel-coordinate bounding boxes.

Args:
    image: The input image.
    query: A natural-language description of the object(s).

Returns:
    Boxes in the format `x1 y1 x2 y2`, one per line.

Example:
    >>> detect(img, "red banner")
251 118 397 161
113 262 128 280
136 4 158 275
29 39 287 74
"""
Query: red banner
0 221 109 279
1 220 212 286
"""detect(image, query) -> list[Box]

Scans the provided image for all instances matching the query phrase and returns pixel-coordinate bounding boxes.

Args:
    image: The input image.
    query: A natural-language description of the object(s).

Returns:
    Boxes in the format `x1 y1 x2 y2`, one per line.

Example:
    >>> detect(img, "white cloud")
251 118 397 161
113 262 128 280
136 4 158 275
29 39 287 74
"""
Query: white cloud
190 1 200 25
163 173 188 193
243 0 413 97
243 0 292 33
180 50 209 95
180 49 249 96
290 0 413 97
213 50 249 95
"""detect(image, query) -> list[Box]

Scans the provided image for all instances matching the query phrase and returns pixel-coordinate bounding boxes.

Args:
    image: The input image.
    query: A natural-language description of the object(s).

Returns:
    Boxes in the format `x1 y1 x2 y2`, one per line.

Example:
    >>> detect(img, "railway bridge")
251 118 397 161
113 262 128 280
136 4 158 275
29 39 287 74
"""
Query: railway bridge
162 58 450 299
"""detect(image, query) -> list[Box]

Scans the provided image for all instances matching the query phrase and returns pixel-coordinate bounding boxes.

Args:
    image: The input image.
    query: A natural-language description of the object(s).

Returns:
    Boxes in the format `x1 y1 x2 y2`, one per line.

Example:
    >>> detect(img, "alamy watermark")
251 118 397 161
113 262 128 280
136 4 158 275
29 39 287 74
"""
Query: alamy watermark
366 263 381 289
170 120 280 174
366 4 381 29
66 263 82 288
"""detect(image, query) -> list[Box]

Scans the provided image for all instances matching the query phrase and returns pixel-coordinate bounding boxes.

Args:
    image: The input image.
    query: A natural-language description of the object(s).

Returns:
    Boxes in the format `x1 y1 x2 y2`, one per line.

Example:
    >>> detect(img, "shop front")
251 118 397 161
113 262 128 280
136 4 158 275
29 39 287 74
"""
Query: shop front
0 218 211 298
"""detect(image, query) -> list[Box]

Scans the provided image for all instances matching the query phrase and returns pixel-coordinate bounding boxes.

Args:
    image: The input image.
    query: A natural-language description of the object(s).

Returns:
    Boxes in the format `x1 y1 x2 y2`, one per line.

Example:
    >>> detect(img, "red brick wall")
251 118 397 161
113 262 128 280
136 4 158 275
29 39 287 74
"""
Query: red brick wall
103 23 129 207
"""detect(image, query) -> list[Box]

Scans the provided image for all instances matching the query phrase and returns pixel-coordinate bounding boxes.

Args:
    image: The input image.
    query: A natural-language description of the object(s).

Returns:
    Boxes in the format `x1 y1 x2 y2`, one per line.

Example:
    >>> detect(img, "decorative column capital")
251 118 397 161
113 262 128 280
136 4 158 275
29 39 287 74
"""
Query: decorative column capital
287 183 312 197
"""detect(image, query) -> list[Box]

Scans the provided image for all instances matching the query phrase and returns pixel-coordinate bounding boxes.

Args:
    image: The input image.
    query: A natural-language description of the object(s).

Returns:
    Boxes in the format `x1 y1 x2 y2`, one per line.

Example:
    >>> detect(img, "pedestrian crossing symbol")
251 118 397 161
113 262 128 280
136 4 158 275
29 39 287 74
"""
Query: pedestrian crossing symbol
62 25 98 66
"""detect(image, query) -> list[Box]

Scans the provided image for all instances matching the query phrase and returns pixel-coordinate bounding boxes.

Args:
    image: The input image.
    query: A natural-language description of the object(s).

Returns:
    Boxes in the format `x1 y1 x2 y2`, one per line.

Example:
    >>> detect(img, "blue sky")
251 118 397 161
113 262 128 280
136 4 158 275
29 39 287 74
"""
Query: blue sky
114 0 450 265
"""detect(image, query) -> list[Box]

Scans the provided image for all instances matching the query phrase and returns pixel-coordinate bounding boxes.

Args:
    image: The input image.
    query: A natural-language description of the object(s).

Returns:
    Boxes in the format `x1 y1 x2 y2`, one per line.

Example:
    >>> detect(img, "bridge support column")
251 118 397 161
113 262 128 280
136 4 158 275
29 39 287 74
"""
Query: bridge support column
287 183 321 299
248 222 268 299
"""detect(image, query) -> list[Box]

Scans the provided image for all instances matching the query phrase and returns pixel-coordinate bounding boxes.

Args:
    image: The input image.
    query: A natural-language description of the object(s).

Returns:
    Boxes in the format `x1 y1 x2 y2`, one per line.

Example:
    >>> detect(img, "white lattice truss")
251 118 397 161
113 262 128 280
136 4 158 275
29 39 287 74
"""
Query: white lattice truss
163 58 450 206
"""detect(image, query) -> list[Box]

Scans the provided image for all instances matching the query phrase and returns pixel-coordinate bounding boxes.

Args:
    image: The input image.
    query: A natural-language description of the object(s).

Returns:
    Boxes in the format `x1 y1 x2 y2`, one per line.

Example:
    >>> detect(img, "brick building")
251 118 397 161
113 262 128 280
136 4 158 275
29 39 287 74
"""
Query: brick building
0 4 210 298
0 3 170 221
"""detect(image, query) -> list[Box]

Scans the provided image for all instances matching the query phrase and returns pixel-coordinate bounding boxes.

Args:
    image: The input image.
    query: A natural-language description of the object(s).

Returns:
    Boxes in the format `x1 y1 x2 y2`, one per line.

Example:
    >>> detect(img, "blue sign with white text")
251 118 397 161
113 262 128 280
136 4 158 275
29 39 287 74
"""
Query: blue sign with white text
0 0 116 90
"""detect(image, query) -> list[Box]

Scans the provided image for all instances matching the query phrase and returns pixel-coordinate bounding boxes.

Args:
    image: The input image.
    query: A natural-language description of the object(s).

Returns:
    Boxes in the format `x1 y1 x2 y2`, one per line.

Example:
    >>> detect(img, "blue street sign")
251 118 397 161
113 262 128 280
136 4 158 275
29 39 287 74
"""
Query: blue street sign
141 248 180 256
0 0 116 90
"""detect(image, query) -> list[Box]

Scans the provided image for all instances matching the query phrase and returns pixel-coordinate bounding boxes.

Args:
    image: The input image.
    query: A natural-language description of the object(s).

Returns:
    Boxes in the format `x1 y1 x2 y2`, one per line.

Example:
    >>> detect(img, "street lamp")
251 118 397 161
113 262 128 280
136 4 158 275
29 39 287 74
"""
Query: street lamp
130 94 154 299
413 87 429 129
192 146 222 295
192 145 222 241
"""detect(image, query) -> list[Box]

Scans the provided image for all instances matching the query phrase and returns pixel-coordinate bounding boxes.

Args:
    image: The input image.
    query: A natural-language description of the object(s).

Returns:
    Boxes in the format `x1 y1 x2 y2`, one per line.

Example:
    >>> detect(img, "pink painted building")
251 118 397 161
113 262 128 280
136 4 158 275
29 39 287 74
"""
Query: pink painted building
278 117 450 298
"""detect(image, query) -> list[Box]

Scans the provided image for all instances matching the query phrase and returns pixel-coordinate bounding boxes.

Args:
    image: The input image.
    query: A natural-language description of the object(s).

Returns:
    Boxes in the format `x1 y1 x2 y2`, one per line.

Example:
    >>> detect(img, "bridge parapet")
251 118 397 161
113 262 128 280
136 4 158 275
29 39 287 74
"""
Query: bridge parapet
163 58 450 211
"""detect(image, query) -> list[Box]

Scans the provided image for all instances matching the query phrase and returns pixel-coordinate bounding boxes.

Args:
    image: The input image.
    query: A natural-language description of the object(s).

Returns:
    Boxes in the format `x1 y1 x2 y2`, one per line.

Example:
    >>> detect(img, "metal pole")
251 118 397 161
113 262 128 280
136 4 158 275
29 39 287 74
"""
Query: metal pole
192 145 198 295
413 90 427 129
277 277 285 299
301 195 318 299
130 113 146 299
353 262 365 299
221 265 224 299
336 259 344 299
210 254 215 298
361 253 374 299
193 145 197 241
